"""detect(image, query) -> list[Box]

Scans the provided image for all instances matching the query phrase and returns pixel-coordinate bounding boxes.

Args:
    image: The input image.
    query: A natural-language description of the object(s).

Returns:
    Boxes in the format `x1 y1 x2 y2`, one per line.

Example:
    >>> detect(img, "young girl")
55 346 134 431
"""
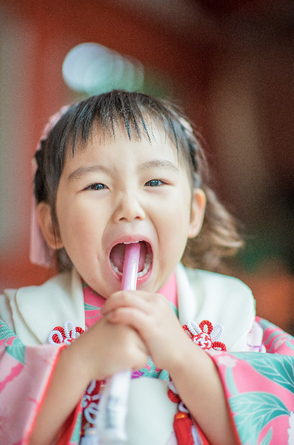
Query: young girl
0 90 293 445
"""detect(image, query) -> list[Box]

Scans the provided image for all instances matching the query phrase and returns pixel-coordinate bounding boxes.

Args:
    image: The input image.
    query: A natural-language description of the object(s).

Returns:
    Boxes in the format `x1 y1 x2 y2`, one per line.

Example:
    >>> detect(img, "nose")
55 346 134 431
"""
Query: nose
113 192 145 223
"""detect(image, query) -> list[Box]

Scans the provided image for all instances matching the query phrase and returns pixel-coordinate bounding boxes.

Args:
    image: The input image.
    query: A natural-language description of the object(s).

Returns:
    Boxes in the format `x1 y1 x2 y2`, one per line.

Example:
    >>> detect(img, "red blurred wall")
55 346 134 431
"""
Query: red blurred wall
0 0 210 289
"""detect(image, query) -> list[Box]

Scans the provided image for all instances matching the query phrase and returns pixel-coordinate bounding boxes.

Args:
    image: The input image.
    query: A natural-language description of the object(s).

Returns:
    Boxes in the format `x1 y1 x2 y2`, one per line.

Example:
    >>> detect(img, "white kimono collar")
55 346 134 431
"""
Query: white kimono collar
14 264 255 351
14 268 85 345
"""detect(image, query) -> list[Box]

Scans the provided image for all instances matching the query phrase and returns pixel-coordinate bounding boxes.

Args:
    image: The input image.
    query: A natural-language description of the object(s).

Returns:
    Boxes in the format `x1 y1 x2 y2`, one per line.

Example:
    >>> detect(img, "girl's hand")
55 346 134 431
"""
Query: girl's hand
69 316 148 382
101 290 189 373
102 292 238 445
29 319 147 445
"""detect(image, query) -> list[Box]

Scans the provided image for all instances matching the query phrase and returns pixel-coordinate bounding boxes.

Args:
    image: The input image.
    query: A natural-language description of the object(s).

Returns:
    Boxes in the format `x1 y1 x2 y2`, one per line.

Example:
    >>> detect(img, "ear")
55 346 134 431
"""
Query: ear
188 188 206 238
37 202 64 250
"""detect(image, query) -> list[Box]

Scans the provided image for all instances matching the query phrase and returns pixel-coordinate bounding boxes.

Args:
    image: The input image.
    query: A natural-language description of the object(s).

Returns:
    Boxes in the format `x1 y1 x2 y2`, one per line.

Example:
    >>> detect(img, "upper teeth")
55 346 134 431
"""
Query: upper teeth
124 241 140 244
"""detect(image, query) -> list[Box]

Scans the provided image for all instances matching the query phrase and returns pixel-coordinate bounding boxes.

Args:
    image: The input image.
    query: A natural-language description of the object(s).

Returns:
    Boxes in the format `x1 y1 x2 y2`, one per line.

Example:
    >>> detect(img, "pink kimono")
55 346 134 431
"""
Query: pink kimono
0 268 293 444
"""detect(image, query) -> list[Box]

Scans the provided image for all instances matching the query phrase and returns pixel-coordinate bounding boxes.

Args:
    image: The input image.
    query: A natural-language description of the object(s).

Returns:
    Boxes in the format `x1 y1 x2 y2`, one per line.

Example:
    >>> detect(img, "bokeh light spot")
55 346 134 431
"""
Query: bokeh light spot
62 43 144 95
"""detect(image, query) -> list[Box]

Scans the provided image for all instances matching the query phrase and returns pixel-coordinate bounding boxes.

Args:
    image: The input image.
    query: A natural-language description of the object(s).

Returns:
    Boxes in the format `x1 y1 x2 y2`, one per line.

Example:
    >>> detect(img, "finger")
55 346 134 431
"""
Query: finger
102 290 153 315
106 306 186 372
106 305 170 345
106 306 152 333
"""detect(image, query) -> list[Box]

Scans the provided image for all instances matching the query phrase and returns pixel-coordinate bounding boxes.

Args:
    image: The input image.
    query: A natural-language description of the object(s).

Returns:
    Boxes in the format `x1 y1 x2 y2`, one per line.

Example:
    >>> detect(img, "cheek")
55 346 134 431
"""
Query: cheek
56 198 89 244
169 190 192 224
156 195 191 245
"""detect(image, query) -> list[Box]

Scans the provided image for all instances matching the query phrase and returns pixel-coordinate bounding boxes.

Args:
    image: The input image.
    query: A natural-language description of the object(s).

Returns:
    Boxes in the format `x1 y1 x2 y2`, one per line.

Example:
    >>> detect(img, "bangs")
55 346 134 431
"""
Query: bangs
51 90 186 159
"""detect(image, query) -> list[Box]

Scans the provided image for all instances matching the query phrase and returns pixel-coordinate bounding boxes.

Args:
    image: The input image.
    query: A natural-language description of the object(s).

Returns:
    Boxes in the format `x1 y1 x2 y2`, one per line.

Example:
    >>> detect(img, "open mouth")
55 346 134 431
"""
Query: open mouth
109 241 153 278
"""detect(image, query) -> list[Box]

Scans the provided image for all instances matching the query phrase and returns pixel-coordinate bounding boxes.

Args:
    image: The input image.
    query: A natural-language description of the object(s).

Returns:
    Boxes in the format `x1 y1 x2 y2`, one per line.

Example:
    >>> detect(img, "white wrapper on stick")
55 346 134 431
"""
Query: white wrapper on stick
97 243 140 444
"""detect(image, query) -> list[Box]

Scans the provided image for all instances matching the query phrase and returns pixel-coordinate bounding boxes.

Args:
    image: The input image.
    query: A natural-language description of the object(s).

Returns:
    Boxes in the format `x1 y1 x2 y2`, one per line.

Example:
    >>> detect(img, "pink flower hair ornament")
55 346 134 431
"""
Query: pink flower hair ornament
30 106 70 268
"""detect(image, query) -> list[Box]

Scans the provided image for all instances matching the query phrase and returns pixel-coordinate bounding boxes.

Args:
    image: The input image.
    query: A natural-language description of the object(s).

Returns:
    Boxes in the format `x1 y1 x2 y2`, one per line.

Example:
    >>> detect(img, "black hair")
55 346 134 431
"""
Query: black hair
34 90 242 272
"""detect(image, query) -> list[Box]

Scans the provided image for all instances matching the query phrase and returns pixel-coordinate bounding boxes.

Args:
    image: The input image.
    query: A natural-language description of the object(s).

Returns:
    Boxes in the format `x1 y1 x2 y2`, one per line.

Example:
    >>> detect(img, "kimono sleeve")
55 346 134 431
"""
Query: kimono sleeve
209 317 294 445
0 318 82 444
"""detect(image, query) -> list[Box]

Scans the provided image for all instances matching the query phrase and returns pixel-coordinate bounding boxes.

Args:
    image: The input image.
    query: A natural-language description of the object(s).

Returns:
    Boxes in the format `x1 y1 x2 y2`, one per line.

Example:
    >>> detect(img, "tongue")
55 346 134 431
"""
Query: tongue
110 242 147 273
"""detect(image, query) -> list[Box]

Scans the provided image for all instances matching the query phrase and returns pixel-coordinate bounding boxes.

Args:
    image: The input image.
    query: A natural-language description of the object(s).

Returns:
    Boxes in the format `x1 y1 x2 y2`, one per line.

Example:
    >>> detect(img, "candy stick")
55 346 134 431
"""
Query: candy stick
121 242 140 291
97 242 140 444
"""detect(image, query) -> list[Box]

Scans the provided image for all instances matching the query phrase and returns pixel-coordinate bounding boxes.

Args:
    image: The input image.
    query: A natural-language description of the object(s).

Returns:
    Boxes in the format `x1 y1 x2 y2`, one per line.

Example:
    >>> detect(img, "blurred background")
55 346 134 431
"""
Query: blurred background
0 0 293 333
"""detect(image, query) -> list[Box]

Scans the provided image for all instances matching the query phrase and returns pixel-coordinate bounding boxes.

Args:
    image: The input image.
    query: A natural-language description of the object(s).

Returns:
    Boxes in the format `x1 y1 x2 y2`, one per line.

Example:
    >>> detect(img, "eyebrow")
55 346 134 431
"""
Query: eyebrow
67 165 112 181
137 160 179 172
67 159 179 181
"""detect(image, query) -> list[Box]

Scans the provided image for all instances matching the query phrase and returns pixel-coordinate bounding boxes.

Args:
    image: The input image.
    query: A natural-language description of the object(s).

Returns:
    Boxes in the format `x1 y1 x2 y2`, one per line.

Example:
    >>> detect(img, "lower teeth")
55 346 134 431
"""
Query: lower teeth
110 261 123 276
137 253 152 277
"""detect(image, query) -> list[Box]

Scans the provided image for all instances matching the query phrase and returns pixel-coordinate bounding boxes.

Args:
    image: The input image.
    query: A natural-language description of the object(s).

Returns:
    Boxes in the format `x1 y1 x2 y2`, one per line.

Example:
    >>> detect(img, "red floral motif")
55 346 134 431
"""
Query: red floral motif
81 379 102 434
183 319 227 351
48 320 103 439
48 320 84 345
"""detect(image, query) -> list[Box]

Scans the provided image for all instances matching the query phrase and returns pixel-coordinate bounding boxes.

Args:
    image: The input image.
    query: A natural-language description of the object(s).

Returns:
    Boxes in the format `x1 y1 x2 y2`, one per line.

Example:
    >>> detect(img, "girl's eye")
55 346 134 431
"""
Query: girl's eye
145 179 163 187
87 183 107 191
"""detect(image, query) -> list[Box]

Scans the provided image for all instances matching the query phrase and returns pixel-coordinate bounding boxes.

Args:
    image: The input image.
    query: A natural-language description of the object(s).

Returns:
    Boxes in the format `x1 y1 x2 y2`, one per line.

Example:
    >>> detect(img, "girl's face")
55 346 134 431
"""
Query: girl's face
39 125 205 298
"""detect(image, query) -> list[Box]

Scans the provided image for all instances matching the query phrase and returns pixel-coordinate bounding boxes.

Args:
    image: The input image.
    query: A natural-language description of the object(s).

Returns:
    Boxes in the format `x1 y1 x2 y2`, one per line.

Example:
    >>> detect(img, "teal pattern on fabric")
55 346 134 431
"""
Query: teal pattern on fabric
70 412 82 444
84 302 102 312
168 301 179 318
157 369 170 380
232 352 294 394
260 428 273 445
0 320 17 342
286 337 294 352
0 320 26 364
139 356 170 380
225 366 238 397
6 339 26 364
229 392 289 445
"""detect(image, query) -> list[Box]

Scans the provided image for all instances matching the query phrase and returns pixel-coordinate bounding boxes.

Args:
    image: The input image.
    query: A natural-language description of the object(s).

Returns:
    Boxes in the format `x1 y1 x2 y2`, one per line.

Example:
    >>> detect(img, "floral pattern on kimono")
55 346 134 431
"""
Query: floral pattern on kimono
1 305 294 444
0 318 84 445
209 317 294 445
